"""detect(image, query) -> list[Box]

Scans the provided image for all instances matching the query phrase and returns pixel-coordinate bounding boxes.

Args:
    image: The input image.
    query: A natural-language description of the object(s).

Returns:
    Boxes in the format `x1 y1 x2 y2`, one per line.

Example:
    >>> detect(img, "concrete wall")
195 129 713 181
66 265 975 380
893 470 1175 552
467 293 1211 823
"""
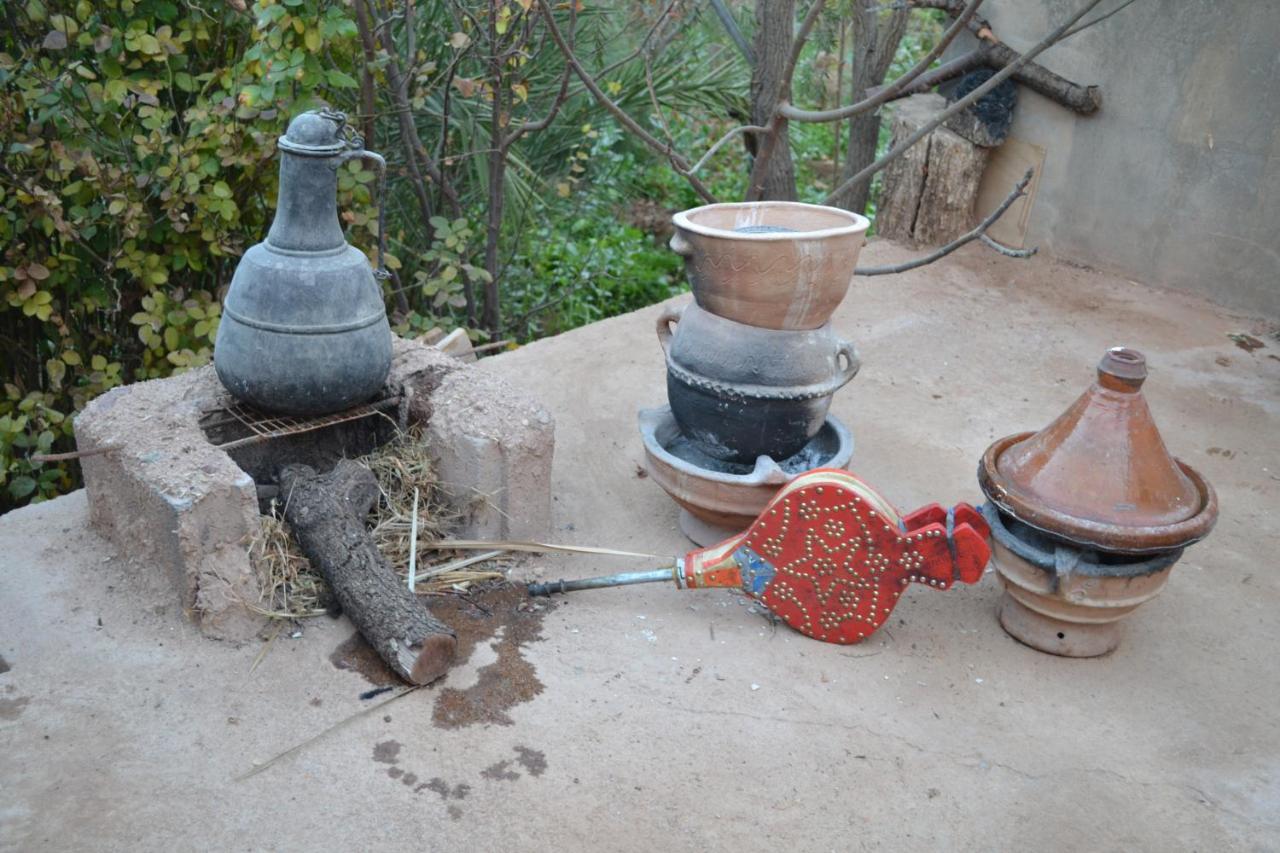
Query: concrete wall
960 0 1280 318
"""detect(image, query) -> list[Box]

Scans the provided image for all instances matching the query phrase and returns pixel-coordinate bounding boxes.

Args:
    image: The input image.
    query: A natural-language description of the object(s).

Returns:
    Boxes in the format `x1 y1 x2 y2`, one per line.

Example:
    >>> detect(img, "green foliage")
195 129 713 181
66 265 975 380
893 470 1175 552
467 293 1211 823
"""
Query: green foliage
0 0 367 510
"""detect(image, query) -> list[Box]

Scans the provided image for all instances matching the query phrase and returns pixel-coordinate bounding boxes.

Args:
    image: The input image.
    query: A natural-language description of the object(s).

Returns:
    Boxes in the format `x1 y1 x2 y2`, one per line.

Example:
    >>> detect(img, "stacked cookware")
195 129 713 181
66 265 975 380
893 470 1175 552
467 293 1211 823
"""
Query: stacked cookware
640 202 871 543
660 202 870 463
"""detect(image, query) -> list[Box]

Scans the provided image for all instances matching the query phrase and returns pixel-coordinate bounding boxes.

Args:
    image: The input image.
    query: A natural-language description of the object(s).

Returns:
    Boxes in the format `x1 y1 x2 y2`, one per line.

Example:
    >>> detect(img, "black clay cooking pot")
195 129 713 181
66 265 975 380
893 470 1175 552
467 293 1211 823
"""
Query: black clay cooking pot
656 303 859 463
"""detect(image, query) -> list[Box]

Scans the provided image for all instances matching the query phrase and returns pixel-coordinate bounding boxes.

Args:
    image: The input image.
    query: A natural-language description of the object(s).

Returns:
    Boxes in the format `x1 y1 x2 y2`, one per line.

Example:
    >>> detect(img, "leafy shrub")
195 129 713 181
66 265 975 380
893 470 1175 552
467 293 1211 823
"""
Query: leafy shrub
0 0 368 510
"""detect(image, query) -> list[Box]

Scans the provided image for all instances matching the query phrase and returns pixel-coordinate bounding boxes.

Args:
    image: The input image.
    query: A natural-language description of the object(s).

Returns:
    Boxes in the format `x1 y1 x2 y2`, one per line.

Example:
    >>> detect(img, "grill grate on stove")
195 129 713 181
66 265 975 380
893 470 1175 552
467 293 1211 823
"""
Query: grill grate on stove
199 396 401 451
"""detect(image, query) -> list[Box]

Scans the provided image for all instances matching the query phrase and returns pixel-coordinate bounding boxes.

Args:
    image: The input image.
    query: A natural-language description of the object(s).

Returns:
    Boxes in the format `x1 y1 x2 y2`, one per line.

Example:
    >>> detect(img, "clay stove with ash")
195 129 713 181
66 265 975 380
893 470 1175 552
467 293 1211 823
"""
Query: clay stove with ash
640 202 869 545
978 347 1218 657
74 109 554 644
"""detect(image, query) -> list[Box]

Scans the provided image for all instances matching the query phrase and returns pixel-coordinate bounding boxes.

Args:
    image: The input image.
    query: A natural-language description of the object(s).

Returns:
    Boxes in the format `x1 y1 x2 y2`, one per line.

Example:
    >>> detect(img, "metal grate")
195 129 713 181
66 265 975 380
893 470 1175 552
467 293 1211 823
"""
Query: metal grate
200 396 401 451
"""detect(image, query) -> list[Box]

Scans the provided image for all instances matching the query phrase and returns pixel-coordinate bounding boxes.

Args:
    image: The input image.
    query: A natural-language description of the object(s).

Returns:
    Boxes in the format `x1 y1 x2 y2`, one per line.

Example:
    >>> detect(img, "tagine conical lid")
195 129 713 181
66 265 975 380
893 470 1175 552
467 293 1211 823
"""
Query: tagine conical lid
978 347 1217 553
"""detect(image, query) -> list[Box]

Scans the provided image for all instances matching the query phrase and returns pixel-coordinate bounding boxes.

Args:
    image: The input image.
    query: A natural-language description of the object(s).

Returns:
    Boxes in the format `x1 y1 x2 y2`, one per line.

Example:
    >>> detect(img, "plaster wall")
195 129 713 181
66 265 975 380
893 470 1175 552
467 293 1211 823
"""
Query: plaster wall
962 0 1280 318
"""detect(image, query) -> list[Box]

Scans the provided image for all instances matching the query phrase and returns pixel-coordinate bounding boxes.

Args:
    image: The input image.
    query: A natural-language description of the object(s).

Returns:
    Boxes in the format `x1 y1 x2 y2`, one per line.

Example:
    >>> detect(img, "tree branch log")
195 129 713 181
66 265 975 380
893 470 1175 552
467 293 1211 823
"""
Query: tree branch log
279 461 457 685
907 0 1108 113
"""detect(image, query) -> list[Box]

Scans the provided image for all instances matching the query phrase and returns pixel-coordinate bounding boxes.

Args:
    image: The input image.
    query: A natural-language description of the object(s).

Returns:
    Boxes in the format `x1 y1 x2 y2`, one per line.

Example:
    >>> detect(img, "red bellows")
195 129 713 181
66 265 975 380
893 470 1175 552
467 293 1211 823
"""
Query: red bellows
680 469 990 644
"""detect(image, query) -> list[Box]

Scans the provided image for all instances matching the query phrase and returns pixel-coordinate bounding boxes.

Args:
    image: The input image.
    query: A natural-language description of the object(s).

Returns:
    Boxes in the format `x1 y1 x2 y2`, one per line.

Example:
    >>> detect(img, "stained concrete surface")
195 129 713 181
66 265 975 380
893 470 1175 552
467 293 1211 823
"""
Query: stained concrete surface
1 242 1278 851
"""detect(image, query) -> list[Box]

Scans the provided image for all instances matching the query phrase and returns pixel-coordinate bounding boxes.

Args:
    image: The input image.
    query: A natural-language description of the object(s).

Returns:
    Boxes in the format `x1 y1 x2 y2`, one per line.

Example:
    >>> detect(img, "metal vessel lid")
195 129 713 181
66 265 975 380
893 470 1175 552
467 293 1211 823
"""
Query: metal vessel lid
277 109 349 156
977 347 1217 553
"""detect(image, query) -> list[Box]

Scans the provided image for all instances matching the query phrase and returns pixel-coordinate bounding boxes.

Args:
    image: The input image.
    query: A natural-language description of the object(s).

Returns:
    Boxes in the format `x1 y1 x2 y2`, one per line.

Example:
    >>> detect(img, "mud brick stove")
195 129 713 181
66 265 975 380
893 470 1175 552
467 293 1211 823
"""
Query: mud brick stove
74 339 553 642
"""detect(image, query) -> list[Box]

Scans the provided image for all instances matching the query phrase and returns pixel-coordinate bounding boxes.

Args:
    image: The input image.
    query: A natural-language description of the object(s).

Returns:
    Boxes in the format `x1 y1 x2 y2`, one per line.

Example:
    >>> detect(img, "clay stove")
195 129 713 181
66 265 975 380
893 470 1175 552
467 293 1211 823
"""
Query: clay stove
641 202 870 545
75 337 554 641
978 347 1218 656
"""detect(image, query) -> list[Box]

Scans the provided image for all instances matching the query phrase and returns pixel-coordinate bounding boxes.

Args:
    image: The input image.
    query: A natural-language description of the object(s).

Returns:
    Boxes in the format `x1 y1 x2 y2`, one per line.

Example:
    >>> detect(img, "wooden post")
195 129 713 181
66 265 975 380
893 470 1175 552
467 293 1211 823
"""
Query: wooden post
875 94 992 246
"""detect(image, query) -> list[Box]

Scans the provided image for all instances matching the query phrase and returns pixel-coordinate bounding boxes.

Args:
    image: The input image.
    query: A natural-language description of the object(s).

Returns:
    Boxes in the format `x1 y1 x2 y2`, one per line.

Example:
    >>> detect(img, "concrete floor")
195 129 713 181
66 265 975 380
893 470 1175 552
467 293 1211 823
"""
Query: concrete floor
2 242 1278 851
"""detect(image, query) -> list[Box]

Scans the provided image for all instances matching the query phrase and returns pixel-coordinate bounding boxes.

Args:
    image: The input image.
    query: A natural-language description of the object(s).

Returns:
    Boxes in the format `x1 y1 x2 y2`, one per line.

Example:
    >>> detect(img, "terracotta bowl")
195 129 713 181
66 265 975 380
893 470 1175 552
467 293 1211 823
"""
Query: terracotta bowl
638 406 854 546
670 202 869 330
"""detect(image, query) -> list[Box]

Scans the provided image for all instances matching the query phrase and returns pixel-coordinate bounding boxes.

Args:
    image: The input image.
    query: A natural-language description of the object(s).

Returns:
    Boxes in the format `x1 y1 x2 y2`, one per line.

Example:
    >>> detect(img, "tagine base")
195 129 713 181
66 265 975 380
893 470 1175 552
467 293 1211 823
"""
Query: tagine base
995 589 1122 658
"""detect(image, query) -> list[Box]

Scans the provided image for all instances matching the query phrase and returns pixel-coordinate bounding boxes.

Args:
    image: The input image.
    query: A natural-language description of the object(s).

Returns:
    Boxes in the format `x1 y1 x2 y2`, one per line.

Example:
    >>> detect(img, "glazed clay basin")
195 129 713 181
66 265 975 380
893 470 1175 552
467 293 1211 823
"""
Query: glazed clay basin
670 202 869 330
657 303 859 463
638 406 854 546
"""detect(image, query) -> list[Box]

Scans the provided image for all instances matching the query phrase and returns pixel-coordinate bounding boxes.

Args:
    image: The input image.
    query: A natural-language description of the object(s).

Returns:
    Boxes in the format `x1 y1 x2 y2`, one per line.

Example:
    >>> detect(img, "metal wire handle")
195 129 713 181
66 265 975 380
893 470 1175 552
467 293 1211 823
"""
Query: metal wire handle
324 108 390 281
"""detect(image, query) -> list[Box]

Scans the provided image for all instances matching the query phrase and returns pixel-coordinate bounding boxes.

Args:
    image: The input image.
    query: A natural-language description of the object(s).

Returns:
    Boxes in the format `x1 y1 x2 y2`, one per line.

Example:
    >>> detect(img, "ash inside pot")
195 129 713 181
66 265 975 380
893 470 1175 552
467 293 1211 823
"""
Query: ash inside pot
733 225 797 234
665 419 844 475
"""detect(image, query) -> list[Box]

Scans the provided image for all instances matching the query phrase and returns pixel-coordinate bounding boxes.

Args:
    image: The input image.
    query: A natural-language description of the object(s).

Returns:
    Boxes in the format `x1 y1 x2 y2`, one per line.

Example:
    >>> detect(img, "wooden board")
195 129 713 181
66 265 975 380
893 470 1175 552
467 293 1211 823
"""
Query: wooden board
974 136 1047 249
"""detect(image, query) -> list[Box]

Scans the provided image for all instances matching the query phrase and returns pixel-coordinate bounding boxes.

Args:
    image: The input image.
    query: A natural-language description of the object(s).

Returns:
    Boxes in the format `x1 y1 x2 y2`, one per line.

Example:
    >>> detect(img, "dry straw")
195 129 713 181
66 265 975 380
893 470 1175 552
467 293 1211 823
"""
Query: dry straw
247 428 508 619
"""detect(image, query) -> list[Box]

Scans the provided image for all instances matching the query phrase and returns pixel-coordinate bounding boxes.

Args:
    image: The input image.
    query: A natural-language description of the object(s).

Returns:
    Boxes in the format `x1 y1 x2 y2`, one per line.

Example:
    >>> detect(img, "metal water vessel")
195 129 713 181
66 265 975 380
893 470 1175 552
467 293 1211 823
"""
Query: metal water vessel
215 108 392 415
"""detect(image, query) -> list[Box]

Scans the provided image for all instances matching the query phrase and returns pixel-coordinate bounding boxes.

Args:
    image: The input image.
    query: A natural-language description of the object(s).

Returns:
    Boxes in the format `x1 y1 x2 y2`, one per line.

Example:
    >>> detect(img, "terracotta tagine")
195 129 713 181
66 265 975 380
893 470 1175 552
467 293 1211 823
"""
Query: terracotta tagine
658 303 860 463
670 202 870 330
978 347 1218 656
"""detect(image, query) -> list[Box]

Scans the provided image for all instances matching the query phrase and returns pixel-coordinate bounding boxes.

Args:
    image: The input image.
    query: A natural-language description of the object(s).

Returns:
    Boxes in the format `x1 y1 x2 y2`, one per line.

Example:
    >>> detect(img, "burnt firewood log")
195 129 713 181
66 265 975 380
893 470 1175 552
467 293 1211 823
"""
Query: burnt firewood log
278 460 456 684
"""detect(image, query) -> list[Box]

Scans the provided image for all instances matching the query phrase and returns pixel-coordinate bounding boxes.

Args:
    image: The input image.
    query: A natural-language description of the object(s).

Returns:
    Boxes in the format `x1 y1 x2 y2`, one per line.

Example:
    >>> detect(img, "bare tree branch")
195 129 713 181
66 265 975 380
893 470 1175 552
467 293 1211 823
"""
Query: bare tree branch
825 0 1106 206
504 2 575 145
536 0 717 203
1061 0 1143 39
709 0 754 65
781 0 985 123
866 49 983 101
854 168 1033 275
784 0 829 87
691 124 770 175
980 234 1037 258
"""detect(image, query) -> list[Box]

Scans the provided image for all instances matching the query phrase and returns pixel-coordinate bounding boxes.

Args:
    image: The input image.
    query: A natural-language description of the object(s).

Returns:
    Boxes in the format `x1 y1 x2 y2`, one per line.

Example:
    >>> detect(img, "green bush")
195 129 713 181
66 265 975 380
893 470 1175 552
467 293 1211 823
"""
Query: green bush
0 0 369 510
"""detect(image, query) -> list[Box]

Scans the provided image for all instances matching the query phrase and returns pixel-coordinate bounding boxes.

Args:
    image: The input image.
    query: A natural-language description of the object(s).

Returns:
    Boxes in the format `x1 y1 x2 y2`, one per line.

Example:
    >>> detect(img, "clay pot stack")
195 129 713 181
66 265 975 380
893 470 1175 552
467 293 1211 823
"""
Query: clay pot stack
977 347 1218 656
640 202 870 544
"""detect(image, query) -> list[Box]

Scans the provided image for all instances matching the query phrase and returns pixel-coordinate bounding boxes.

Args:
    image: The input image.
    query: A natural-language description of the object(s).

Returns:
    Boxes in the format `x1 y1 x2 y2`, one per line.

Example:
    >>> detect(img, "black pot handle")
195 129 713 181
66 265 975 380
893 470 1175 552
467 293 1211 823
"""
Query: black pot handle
655 303 684 357
836 338 861 385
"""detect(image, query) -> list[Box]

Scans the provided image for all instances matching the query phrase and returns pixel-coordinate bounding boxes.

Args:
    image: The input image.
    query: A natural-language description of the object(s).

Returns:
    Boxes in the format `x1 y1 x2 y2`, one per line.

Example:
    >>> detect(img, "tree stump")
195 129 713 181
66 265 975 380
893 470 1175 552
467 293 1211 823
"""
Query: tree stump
278 460 456 684
876 94 992 246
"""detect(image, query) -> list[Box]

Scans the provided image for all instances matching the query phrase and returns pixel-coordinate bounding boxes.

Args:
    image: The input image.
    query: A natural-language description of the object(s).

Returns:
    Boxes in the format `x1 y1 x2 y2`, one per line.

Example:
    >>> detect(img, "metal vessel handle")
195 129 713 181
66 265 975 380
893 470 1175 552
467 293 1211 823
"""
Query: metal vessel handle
321 109 391 281
655 304 684 356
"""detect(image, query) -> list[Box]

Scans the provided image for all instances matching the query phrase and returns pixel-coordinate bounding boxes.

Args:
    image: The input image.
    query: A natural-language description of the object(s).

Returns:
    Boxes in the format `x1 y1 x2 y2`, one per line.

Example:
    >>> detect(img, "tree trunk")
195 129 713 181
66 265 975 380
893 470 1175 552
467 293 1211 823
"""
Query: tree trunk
482 0 505 335
749 0 797 201
278 461 457 685
830 0 909 215
875 94 990 245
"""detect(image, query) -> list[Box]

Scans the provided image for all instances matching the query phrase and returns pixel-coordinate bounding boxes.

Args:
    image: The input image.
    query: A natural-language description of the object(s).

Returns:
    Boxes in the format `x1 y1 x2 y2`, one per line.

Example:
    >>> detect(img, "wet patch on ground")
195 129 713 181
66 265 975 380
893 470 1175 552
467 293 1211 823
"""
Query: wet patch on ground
372 739 402 764
330 632 399 686
481 746 547 781
429 582 555 728
0 696 30 720
514 746 546 777
0 654 10 674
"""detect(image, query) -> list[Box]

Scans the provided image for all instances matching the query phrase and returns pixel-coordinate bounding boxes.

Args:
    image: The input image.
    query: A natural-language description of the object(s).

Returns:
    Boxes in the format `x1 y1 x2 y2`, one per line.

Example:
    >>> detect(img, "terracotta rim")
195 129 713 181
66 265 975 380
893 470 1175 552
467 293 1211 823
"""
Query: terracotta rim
978 432 1219 553
672 202 870 241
